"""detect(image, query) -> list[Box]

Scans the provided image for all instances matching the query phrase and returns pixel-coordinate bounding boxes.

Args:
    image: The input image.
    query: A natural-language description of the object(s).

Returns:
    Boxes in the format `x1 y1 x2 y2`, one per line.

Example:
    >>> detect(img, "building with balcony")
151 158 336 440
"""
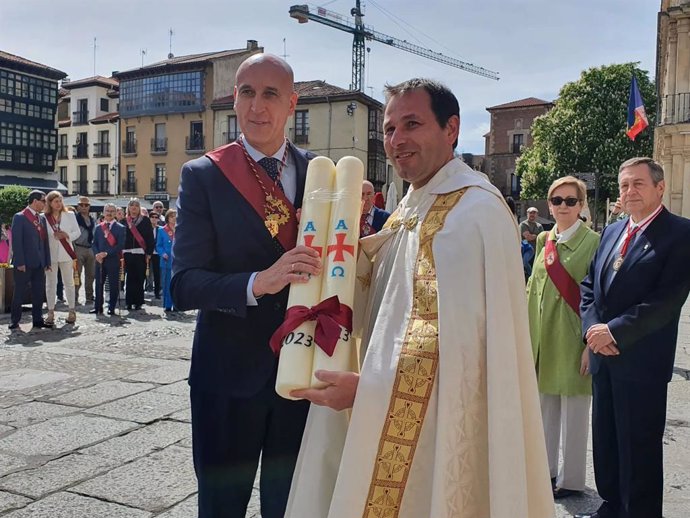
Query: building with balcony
655 0 690 216
56 76 119 197
483 97 554 197
114 40 262 203
0 50 67 194
211 79 387 189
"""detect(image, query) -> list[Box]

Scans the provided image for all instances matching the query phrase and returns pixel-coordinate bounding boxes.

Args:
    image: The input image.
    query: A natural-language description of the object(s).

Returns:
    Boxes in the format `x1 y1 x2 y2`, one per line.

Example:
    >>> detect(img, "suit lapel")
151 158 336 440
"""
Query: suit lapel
290 142 308 210
611 207 667 281
597 220 627 290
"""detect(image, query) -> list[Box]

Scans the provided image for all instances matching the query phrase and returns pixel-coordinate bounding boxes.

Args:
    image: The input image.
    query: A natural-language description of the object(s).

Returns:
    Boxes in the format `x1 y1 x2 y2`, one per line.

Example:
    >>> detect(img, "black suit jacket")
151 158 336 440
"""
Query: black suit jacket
581 207 690 382
171 143 315 396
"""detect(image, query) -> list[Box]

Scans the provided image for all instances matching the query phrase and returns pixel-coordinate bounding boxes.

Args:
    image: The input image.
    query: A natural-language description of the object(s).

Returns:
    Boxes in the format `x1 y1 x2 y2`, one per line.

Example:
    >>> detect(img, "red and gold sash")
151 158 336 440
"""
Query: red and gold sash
544 237 581 316
22 208 46 240
100 221 117 247
206 142 297 252
45 213 77 260
126 217 147 250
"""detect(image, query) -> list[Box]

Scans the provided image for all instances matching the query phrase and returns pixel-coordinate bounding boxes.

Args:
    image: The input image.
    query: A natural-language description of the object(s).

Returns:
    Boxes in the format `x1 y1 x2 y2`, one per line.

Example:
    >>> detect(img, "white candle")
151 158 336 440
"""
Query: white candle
311 156 364 387
276 156 336 399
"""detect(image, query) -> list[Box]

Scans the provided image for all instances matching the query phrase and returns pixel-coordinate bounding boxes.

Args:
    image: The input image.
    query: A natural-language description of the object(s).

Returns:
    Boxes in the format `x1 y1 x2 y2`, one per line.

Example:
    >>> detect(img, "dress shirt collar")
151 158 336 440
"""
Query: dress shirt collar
27 207 38 216
628 204 663 229
242 136 288 166
554 219 582 243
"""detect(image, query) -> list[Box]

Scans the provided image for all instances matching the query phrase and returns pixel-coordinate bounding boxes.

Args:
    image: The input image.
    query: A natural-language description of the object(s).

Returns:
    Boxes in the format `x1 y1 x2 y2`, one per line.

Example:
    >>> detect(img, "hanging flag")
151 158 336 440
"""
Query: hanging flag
626 75 649 141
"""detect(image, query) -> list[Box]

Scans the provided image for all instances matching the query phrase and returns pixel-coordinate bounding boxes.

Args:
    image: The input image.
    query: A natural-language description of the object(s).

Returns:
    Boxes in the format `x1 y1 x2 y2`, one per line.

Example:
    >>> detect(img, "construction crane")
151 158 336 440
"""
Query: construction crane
289 2 499 92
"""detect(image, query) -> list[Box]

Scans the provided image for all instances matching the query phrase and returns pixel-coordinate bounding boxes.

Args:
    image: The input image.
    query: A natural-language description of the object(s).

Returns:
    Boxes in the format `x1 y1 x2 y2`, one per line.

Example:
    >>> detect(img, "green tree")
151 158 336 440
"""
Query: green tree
0 186 30 226
516 63 656 201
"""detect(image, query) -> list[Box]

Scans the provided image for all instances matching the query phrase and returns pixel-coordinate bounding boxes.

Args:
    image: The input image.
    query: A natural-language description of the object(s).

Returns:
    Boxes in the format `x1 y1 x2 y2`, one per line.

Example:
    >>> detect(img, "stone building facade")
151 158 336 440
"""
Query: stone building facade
484 97 553 196
655 0 690 216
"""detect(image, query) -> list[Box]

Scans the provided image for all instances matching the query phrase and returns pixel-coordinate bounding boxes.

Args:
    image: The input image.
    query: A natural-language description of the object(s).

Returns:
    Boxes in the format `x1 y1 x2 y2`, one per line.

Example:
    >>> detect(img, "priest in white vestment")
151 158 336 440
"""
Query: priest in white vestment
287 79 554 518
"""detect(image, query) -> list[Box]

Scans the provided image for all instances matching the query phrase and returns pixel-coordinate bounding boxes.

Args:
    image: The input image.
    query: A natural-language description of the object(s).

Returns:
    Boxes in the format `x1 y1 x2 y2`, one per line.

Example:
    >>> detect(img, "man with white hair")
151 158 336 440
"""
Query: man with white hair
90 203 125 316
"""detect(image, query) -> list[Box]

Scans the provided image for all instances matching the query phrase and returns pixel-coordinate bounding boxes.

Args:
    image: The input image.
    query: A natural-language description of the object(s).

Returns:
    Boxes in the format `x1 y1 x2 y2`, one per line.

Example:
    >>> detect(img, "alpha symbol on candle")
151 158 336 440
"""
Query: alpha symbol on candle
304 221 316 232
335 219 349 231
304 234 323 257
327 233 354 262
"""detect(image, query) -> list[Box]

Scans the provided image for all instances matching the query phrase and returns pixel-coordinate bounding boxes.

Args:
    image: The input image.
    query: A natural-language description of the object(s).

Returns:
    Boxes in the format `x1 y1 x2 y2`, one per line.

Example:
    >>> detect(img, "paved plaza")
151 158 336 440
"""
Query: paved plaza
0 297 688 517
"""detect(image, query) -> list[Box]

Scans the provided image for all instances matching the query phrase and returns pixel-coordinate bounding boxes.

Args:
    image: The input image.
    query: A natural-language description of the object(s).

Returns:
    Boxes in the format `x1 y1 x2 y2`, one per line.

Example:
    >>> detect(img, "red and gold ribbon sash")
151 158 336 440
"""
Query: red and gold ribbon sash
206 142 297 251
22 208 46 240
45 213 77 260
269 295 353 357
126 217 147 251
100 221 117 247
544 237 581 317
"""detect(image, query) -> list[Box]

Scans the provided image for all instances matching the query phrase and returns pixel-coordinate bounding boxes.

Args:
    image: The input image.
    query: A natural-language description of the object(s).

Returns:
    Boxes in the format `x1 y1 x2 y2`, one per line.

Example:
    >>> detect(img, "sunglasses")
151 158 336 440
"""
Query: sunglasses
549 196 580 207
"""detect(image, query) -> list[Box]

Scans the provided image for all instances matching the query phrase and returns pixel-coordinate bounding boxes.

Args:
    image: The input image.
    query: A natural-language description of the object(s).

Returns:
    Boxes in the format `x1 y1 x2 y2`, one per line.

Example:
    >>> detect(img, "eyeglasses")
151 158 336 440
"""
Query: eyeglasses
38 198 46 202
549 196 581 207
78 203 90 207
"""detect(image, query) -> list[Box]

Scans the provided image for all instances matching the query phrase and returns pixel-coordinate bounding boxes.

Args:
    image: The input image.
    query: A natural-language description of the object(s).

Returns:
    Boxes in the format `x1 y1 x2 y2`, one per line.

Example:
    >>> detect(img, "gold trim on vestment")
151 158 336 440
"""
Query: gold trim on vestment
362 189 467 518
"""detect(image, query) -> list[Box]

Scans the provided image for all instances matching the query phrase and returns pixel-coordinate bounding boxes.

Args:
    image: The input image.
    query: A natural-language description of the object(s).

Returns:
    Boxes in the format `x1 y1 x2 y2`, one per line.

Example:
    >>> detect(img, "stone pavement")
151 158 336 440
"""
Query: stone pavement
0 296 688 517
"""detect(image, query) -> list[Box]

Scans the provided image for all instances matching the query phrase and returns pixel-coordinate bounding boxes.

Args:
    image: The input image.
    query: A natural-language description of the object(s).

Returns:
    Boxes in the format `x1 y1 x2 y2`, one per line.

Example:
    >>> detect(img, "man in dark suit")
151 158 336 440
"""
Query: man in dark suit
171 54 321 518
360 180 391 237
9 190 51 330
90 203 125 316
577 157 690 518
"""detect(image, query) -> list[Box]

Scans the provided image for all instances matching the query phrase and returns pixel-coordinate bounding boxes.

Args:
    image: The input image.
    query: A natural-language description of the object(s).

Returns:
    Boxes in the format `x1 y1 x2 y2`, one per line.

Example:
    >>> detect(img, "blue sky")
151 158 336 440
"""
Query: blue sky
0 0 659 154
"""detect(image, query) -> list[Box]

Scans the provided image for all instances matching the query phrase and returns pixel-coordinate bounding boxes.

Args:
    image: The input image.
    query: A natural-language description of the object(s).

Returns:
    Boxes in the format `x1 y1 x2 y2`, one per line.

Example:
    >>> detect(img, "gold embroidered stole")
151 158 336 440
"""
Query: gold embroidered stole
363 189 466 518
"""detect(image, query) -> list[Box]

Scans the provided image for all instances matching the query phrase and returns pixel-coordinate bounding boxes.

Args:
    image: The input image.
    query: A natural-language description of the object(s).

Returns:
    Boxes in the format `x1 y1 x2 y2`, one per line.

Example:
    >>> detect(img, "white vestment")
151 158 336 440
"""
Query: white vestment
286 159 554 518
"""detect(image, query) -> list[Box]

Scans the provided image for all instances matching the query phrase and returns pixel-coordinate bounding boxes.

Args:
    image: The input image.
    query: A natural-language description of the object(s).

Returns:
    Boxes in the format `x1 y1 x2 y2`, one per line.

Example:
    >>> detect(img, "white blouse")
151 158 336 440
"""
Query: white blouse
46 211 81 263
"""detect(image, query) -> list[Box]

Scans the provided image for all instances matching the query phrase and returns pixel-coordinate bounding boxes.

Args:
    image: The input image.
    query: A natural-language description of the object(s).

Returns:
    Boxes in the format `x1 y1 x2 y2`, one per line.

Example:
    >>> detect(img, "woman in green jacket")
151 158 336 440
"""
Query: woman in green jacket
527 176 600 499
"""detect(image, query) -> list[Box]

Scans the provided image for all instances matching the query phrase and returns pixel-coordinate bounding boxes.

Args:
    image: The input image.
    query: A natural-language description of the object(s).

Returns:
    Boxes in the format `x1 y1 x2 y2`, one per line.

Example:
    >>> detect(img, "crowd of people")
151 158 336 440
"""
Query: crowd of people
4 50 688 518
6 194 178 328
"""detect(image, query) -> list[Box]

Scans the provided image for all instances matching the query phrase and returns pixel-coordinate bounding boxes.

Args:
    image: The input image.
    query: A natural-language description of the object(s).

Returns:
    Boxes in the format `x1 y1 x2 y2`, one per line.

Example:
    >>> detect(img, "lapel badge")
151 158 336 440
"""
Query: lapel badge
546 252 555 266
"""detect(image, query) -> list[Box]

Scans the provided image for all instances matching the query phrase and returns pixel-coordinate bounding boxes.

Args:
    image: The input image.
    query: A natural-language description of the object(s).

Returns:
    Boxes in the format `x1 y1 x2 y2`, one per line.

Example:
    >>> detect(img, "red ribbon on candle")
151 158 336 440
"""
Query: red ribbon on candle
270 295 353 357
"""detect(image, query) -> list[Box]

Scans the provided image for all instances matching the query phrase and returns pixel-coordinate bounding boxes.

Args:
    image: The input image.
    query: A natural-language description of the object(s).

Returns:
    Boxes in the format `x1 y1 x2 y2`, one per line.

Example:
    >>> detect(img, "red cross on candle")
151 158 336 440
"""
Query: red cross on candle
303 234 323 257
327 233 355 262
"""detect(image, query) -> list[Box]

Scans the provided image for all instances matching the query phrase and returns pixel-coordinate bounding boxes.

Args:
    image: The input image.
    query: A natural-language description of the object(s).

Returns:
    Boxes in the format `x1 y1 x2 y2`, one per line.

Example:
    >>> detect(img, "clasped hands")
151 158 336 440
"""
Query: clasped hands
585 323 620 356
291 370 359 411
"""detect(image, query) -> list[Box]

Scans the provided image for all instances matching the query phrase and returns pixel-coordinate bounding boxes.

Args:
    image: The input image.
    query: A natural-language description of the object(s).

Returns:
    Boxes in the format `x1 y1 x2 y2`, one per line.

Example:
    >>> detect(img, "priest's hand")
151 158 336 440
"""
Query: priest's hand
290 370 359 411
253 245 321 297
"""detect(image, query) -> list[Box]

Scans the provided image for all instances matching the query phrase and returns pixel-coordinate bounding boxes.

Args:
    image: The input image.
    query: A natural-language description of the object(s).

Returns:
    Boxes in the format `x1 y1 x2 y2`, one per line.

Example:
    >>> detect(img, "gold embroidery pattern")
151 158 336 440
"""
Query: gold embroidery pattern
363 189 466 518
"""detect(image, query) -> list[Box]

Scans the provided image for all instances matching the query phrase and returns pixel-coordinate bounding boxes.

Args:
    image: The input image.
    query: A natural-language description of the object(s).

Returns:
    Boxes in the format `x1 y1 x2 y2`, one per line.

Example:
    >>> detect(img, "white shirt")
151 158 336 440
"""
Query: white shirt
554 219 582 243
243 136 298 306
242 136 297 204
614 203 664 251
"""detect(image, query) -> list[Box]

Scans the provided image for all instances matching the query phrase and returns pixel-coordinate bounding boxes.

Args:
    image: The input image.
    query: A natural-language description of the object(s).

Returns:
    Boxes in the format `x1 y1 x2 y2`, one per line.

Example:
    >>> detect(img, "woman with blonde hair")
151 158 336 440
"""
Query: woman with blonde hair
44 190 81 324
123 198 154 310
527 175 600 499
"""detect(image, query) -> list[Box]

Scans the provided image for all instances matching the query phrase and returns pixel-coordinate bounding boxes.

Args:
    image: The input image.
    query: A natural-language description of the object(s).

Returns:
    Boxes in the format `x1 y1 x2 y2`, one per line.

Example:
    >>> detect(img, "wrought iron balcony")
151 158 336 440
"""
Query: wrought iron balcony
72 144 89 159
185 134 205 152
123 139 137 155
223 131 239 144
660 92 690 125
93 142 110 158
150 178 167 192
151 137 167 153
93 180 110 195
72 110 89 125
122 178 137 193
72 180 89 194
57 145 68 160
